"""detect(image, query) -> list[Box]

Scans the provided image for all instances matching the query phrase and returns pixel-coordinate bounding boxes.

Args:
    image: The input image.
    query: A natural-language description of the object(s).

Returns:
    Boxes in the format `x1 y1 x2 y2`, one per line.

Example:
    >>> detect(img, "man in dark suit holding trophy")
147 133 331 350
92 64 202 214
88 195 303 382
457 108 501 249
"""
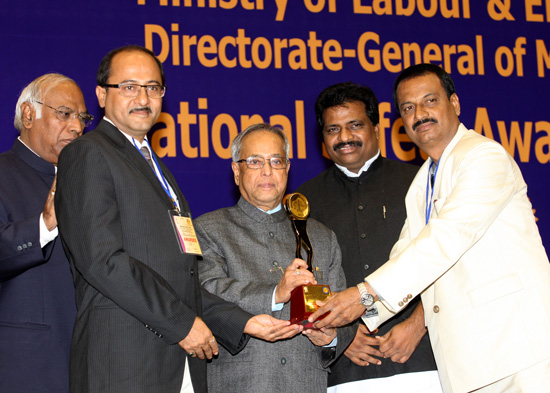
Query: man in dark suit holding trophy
195 123 355 393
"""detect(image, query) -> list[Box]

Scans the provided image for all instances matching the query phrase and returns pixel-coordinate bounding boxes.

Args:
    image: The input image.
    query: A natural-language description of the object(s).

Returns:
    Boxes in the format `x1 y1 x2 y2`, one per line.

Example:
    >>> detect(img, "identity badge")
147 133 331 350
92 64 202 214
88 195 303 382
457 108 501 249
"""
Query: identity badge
169 210 202 255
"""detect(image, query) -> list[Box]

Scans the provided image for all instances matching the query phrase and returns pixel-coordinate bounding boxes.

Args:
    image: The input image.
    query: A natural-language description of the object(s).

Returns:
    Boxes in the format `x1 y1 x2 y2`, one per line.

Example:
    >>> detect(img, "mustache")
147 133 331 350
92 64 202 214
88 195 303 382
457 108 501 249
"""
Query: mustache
333 140 363 151
413 117 438 131
129 107 152 114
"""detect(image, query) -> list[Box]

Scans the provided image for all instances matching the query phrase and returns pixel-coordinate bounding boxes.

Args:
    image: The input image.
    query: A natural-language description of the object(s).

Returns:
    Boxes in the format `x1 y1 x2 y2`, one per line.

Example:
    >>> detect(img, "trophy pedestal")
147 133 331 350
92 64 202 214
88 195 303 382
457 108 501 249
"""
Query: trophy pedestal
289 284 331 328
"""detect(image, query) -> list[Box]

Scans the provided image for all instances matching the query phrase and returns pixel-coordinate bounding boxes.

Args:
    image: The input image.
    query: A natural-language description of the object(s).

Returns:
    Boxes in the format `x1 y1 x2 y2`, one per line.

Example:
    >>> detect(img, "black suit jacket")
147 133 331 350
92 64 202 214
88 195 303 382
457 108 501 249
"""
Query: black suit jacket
0 139 76 393
56 120 251 393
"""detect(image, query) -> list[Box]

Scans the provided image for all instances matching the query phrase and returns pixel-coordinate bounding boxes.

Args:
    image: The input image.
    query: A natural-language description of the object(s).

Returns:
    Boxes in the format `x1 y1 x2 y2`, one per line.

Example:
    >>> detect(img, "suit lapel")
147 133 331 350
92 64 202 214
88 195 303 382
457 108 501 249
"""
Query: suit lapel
406 124 468 237
429 124 467 208
407 162 429 238
96 121 177 210
154 157 189 213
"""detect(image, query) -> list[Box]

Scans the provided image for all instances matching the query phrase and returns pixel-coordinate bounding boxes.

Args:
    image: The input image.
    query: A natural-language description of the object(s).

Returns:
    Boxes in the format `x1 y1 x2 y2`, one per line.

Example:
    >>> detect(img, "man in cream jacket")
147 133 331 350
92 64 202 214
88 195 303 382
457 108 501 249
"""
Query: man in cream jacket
308 64 550 393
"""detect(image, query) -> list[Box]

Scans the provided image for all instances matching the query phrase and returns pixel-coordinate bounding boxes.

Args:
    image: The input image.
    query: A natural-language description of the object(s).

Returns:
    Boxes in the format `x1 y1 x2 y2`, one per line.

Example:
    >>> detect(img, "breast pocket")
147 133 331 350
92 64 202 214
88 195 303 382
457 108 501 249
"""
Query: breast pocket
468 273 524 308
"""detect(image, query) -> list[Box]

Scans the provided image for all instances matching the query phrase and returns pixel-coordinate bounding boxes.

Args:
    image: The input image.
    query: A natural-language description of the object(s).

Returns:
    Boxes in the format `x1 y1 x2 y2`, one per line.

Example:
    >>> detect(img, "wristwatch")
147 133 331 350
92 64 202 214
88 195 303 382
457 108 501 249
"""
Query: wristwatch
357 282 375 311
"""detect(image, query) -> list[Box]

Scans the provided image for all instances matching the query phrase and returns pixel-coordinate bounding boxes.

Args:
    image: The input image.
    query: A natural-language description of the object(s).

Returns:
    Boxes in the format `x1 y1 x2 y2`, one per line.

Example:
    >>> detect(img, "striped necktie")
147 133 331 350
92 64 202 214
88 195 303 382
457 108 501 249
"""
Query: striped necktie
140 146 155 171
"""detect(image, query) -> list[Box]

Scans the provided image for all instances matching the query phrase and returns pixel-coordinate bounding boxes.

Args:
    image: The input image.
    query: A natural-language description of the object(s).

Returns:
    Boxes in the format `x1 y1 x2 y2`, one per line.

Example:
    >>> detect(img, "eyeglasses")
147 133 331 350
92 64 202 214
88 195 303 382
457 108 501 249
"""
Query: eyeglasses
102 82 167 98
236 156 289 170
35 101 94 127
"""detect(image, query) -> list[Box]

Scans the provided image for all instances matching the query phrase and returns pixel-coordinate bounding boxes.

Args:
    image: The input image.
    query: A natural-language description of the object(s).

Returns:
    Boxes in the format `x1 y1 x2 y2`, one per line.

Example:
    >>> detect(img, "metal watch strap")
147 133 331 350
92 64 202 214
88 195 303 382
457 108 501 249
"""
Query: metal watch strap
357 282 375 311
357 282 368 298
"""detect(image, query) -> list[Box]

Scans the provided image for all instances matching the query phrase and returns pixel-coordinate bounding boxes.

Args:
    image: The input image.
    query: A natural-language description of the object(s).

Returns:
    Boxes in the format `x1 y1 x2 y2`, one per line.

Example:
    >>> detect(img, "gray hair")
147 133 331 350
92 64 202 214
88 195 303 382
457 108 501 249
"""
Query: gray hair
231 123 290 162
14 73 76 131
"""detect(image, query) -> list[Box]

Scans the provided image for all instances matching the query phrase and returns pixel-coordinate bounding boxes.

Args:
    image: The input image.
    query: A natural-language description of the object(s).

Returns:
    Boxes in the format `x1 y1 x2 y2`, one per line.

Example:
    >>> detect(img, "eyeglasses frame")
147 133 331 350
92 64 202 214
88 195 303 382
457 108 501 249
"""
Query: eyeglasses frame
236 155 290 170
34 101 94 127
101 82 167 98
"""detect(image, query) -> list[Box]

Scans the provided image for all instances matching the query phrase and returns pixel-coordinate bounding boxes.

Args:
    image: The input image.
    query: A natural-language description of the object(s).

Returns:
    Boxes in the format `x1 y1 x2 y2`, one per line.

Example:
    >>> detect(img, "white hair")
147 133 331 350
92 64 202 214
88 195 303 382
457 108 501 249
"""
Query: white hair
231 123 290 162
14 73 75 131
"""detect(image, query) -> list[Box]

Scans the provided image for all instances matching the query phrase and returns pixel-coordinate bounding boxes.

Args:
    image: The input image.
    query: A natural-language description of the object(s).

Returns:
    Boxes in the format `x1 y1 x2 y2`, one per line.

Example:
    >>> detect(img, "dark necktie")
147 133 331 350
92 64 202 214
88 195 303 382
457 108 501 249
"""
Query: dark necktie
140 146 155 171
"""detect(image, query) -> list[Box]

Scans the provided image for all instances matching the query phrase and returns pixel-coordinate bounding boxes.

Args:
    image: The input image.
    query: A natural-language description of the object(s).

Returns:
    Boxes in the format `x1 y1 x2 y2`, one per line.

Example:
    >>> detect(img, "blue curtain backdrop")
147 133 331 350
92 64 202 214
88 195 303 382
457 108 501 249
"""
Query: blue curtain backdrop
1 0 548 246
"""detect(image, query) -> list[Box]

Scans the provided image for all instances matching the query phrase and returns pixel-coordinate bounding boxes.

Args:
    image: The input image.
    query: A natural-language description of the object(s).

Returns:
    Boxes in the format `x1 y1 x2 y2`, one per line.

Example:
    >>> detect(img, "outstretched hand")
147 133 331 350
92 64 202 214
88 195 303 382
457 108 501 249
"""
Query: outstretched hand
245 314 302 342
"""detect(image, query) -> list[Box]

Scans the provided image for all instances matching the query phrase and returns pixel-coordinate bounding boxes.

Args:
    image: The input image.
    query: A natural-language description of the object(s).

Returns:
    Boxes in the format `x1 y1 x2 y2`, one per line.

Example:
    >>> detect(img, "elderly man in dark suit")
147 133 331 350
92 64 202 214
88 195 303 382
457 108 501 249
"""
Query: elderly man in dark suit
55 45 299 393
195 123 355 393
0 73 92 393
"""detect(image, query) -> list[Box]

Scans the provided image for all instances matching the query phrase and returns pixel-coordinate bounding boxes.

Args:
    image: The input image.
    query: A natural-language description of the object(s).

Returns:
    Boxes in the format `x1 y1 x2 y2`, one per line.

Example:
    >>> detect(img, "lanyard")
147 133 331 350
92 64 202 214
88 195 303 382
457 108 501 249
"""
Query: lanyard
425 160 440 225
132 138 180 212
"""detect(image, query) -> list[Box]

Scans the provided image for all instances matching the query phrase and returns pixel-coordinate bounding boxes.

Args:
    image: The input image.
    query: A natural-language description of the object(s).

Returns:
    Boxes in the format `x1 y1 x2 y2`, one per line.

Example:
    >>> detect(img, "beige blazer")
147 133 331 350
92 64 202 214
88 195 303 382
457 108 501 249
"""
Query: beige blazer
364 124 550 393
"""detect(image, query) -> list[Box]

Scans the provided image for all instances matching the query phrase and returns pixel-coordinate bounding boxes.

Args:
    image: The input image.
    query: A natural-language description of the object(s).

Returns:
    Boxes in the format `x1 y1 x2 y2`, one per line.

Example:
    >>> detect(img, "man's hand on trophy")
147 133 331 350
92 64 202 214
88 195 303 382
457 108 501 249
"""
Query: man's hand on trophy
308 286 365 329
275 258 317 303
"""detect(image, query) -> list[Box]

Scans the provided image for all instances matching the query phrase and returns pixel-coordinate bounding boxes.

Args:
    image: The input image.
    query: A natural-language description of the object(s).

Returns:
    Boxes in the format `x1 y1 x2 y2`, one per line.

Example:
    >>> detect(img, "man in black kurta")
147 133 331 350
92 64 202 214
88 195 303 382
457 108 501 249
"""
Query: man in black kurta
296 82 441 392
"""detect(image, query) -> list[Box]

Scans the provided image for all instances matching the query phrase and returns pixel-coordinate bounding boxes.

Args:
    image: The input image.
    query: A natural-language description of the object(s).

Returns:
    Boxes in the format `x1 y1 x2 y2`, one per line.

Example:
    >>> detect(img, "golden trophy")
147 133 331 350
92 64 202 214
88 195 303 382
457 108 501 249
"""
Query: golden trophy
283 193 331 328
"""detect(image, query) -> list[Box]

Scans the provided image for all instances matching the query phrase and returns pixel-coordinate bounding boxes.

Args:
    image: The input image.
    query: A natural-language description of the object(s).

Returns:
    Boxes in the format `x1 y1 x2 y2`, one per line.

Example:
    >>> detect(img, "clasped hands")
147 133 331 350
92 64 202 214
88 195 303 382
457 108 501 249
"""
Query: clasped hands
344 311 427 366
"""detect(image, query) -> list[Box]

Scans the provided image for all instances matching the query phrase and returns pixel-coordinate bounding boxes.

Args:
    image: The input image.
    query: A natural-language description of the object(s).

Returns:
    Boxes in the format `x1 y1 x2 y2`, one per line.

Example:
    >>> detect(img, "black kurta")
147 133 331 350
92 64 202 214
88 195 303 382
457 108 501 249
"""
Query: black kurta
296 155 438 386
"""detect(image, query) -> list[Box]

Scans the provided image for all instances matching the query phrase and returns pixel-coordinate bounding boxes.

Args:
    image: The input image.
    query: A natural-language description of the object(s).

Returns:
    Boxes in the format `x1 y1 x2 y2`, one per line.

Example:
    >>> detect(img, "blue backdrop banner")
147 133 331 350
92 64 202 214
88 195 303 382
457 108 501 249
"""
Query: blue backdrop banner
1 0 548 246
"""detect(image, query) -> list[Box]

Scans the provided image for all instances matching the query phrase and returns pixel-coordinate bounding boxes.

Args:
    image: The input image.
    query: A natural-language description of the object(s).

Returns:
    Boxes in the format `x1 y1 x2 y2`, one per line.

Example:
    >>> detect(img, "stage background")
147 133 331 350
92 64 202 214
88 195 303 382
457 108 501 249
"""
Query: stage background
1 0 549 247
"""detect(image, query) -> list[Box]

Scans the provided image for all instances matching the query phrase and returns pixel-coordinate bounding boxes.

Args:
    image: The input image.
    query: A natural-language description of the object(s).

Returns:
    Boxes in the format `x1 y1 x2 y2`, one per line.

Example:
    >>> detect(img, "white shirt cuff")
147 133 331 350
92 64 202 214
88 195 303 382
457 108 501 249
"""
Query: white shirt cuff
272 286 284 311
39 213 58 248
324 336 337 348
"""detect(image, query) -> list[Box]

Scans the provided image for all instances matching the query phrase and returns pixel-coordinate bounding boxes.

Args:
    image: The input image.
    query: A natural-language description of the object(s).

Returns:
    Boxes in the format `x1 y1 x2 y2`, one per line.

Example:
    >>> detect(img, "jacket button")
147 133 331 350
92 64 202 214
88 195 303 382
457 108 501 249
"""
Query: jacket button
280 358 286 365
364 264 369 270
407 294 412 299
358 205 364 211
17 245 23 251
269 232 274 238
27 242 33 247
433 305 440 313
190 269 194 276
403 297 408 303
398 301 404 307
360 233 366 239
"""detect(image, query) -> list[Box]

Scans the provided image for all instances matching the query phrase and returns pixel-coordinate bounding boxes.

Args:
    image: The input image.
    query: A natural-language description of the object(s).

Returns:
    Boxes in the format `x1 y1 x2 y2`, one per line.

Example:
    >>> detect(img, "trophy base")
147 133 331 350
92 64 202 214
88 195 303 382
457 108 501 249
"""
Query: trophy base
289 284 331 329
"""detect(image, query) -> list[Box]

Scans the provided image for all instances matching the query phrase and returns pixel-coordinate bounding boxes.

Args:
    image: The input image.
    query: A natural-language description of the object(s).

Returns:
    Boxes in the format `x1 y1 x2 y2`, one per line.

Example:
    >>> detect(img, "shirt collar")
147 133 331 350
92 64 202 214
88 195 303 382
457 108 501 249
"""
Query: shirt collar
264 204 282 214
335 150 380 178
103 116 149 147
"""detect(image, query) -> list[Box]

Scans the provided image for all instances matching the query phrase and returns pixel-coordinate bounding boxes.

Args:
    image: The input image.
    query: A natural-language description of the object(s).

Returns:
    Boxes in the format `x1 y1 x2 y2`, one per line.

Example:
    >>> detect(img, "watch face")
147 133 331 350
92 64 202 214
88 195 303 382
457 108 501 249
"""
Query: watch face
361 293 374 307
